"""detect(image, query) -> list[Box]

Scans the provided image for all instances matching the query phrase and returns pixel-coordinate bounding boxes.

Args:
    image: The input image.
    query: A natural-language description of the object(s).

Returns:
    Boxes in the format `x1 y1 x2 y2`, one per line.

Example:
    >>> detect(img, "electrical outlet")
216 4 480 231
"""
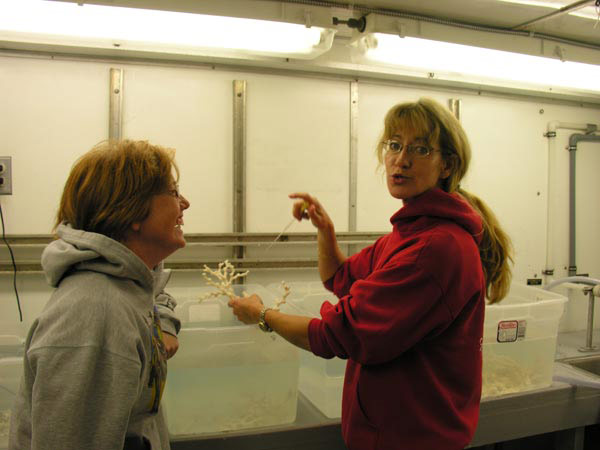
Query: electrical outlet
0 157 12 195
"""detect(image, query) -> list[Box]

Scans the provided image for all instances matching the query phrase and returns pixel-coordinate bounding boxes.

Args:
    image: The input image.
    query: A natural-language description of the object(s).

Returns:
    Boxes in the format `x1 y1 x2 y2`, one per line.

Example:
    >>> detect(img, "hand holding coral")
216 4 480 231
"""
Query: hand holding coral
228 294 264 324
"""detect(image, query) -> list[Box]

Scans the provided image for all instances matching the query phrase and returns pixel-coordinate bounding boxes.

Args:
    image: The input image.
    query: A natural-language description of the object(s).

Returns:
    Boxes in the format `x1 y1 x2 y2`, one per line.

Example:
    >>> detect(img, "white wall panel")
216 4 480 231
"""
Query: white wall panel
121 64 233 232
0 56 108 234
461 95 549 285
244 74 349 233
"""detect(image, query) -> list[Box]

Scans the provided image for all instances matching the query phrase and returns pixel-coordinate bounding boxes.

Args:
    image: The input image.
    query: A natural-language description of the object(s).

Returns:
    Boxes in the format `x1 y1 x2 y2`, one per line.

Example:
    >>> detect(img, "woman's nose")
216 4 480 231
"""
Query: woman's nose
179 194 190 210
390 149 411 167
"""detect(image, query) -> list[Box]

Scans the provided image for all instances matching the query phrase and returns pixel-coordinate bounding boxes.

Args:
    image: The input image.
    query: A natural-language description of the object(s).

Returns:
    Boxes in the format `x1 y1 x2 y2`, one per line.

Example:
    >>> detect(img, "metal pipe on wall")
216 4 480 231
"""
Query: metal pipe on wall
567 130 600 276
543 121 591 282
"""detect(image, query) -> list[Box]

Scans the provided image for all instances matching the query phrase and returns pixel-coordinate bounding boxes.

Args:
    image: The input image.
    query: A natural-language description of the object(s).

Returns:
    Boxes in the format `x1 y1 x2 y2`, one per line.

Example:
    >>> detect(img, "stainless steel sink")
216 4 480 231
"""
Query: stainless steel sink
561 355 600 377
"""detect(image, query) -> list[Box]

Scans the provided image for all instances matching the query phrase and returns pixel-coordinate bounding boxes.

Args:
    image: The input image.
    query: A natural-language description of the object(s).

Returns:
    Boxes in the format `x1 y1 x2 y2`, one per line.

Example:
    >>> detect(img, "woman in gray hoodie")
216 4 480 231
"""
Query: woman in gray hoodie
9 140 190 450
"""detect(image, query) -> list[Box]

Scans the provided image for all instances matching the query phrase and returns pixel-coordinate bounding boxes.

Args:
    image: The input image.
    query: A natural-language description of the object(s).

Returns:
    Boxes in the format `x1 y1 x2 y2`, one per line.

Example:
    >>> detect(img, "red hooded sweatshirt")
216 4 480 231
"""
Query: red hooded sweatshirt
308 188 486 450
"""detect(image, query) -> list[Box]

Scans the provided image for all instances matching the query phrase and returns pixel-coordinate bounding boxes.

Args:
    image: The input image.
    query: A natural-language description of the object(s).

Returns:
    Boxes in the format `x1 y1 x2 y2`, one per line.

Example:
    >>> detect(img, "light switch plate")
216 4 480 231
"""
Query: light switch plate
0 157 12 195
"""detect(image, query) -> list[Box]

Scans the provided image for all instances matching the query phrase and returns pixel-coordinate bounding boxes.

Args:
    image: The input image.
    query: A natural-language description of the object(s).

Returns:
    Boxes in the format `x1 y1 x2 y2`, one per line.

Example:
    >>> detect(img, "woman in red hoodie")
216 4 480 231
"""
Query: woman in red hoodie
229 98 513 450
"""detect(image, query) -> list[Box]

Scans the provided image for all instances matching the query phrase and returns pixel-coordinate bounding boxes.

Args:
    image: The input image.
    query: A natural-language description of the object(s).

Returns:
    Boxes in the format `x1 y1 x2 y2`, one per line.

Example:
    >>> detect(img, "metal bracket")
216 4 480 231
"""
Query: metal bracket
544 131 557 138
448 99 461 121
303 10 312 28
542 269 554 276
109 68 123 140
232 80 247 261
585 123 598 135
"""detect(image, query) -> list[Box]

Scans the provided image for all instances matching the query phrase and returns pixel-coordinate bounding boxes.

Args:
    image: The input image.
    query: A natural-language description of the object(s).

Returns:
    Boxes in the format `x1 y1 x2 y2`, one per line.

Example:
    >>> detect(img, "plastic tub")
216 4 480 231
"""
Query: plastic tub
482 283 568 398
275 281 568 405
273 283 345 419
163 284 299 436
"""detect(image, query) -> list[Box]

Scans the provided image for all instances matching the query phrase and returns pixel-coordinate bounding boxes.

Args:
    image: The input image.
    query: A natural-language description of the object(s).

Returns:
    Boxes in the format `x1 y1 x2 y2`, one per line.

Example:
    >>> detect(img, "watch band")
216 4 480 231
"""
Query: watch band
258 306 273 332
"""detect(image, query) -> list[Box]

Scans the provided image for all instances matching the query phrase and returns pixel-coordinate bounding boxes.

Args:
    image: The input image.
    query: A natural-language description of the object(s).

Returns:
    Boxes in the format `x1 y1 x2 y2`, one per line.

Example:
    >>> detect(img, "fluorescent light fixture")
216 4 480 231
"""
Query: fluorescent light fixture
0 0 334 59
365 33 600 93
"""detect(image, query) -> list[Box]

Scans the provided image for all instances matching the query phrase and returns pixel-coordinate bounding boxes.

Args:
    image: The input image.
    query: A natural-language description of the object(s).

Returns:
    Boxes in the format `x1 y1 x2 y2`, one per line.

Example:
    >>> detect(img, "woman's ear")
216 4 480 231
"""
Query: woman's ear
130 222 141 232
440 166 452 180
440 152 458 181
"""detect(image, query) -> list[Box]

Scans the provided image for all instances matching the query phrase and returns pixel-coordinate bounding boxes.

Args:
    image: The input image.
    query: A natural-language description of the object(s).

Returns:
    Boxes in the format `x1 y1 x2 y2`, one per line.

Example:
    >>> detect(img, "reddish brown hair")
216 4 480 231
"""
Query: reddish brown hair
55 140 179 241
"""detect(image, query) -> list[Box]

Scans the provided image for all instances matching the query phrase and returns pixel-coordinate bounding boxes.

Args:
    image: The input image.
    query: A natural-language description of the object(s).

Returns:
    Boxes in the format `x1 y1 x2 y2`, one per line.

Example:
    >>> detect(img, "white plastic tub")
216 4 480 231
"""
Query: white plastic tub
276 280 568 407
163 284 299 436
482 283 568 398
274 284 346 419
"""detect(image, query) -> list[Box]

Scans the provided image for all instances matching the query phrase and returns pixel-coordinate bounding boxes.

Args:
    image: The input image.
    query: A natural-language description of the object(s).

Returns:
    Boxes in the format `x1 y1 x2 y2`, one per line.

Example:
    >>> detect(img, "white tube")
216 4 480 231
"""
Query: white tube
560 282 594 293
544 276 600 292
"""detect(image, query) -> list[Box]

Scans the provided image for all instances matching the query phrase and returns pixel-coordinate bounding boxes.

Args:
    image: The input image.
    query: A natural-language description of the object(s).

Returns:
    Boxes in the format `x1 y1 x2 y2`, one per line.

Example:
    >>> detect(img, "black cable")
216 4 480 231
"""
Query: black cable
0 203 22 322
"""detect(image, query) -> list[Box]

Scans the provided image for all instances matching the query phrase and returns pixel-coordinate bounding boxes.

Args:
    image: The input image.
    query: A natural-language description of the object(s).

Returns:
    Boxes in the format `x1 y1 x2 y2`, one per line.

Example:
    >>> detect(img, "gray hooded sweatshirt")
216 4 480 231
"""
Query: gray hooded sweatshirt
9 224 180 450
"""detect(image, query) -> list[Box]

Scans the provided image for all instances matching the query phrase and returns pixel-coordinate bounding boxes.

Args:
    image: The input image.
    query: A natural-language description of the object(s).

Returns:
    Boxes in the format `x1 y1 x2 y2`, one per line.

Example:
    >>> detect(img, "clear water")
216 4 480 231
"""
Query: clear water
163 361 298 436
297 351 344 418
298 367 343 418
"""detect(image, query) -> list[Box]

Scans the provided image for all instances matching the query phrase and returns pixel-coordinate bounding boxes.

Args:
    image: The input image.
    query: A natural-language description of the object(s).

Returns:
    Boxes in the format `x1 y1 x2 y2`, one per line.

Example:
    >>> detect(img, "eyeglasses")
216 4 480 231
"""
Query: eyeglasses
166 184 181 199
382 140 438 158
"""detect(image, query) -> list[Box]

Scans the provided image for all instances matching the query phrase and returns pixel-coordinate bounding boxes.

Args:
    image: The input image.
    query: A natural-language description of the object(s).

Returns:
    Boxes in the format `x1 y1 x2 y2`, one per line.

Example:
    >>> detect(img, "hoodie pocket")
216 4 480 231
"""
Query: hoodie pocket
343 381 379 450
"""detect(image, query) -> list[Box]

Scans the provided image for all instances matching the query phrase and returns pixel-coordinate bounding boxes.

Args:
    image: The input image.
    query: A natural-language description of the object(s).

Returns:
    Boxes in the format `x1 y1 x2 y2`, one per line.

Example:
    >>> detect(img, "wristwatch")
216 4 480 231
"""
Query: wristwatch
258 306 273 332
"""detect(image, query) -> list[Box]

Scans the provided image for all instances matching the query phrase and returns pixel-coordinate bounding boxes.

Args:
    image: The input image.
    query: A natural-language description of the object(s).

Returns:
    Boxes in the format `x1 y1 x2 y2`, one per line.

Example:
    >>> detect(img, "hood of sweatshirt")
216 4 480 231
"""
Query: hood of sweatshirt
390 187 483 244
42 223 155 290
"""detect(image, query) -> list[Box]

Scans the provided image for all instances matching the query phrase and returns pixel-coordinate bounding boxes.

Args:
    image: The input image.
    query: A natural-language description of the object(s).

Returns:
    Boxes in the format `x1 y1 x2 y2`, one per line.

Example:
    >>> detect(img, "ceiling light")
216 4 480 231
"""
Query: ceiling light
365 33 600 93
0 0 334 59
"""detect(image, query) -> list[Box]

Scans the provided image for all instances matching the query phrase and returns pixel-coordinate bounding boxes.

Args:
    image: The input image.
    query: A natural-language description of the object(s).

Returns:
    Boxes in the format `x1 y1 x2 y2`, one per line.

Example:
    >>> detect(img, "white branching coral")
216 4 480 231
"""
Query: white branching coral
198 261 292 312
198 260 249 302
273 281 290 311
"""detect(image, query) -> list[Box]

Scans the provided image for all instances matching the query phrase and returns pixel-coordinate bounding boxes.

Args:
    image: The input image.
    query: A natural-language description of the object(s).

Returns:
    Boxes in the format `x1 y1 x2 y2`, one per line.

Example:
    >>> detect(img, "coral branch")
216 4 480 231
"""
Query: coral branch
273 281 290 311
197 261 291 312
198 260 249 302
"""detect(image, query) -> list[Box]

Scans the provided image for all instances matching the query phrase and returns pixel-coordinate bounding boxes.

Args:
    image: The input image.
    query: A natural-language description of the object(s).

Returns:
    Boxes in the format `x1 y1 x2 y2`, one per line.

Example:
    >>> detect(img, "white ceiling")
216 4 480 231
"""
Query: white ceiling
304 0 600 47
55 0 600 48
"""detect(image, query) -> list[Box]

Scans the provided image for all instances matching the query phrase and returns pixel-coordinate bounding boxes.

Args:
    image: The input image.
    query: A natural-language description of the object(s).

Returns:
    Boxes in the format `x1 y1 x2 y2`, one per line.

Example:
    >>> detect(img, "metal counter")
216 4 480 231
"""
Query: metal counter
170 377 600 450
171 331 600 449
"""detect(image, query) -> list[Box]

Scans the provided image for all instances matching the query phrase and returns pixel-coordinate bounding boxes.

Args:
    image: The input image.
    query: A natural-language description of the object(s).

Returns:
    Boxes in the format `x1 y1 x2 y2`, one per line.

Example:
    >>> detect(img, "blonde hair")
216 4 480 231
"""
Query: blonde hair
55 140 179 242
376 98 513 303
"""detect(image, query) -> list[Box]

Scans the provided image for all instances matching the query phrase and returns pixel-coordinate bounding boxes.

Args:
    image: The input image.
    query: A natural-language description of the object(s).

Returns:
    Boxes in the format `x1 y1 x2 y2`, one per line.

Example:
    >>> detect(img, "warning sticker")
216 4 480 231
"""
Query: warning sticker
497 320 518 343
497 320 527 342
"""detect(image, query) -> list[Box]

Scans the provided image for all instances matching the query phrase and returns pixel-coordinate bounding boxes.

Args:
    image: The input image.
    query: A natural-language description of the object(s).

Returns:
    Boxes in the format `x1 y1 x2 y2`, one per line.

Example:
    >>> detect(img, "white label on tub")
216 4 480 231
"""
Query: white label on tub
497 320 518 343
496 320 527 342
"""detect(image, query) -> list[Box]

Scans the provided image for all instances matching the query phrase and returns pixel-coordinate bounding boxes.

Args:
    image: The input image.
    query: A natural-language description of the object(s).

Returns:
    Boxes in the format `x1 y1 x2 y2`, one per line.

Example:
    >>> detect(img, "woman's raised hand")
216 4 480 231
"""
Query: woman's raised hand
289 192 334 231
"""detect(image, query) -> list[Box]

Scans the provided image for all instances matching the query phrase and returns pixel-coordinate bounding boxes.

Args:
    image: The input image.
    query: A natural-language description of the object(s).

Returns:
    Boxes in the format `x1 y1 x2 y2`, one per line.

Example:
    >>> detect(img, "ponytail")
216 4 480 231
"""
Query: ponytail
458 187 514 304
